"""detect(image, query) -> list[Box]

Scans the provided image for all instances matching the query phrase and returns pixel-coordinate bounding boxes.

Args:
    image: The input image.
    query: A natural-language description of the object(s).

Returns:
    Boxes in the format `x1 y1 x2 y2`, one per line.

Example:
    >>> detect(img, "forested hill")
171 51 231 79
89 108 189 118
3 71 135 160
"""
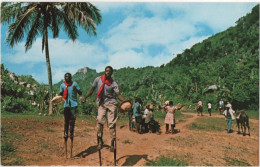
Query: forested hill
62 5 259 111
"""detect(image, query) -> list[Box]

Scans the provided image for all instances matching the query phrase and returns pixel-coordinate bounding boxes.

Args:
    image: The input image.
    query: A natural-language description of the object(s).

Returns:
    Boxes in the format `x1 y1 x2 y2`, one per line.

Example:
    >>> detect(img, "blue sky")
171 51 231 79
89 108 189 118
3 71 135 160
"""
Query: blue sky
1 2 257 84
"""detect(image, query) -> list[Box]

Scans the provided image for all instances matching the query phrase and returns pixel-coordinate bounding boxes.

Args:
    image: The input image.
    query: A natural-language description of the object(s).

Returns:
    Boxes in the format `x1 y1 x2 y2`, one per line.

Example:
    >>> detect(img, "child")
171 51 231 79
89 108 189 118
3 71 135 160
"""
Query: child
164 101 176 134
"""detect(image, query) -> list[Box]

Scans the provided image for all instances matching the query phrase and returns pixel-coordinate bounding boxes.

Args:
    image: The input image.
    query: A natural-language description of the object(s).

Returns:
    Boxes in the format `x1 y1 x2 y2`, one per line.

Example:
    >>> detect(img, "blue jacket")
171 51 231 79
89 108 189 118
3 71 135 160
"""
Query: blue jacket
132 102 142 117
60 81 80 107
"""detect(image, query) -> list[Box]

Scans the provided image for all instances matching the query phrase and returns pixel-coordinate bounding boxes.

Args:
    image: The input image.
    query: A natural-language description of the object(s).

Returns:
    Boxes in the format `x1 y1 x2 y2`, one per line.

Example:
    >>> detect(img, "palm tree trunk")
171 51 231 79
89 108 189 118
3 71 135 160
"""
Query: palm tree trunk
44 28 53 101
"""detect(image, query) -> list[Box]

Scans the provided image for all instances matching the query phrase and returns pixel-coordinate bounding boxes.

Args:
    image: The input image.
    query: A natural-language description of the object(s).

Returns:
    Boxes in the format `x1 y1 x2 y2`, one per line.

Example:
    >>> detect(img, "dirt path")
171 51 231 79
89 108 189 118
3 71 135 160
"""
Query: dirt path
2 112 259 166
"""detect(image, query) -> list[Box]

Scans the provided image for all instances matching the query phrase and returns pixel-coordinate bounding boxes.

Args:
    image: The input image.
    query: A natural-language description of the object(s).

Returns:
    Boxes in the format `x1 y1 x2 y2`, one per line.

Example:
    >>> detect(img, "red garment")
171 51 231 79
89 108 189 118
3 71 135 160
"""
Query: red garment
97 75 113 98
63 81 73 100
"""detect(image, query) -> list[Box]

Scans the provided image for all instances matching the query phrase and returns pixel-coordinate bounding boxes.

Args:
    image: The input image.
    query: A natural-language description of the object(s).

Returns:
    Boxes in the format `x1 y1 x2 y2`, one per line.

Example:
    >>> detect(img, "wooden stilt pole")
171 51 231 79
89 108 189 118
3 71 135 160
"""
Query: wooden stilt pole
114 128 117 166
64 137 68 159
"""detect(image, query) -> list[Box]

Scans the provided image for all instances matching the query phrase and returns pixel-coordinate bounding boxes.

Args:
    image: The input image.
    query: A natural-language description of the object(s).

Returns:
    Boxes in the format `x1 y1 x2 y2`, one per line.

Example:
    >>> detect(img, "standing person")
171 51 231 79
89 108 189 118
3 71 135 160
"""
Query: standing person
223 105 235 133
83 66 126 152
164 101 177 134
144 105 150 132
219 99 224 114
207 102 212 116
132 98 143 134
197 100 203 116
59 73 82 158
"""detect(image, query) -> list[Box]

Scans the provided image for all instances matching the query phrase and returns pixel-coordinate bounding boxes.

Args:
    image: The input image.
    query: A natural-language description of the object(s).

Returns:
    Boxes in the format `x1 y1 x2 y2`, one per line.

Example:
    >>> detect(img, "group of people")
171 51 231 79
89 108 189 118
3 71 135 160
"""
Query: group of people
58 65 237 159
58 66 180 159
195 100 213 116
130 99 161 135
195 98 236 133
195 99 232 117
59 66 126 157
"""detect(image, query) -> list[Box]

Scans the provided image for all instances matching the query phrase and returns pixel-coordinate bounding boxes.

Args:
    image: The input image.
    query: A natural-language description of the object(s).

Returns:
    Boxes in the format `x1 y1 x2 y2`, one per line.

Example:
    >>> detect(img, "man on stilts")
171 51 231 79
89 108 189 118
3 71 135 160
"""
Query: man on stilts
60 73 82 158
83 66 127 166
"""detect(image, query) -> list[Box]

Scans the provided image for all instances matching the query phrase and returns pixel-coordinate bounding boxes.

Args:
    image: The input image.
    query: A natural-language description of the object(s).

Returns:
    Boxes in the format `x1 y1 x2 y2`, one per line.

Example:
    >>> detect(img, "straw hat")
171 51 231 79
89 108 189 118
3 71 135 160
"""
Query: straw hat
226 103 232 108
50 95 64 104
119 100 132 113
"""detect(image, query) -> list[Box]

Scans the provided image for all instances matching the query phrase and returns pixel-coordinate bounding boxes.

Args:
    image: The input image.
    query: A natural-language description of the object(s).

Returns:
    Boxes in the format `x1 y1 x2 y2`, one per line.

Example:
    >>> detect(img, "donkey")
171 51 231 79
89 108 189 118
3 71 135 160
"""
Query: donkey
235 111 250 136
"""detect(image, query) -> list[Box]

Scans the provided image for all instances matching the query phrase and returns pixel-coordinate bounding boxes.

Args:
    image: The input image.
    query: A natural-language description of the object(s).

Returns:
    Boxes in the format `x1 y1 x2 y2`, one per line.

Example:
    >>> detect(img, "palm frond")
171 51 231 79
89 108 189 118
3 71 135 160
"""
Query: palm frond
1 3 37 24
6 5 38 47
62 2 102 36
25 11 42 51
52 6 78 40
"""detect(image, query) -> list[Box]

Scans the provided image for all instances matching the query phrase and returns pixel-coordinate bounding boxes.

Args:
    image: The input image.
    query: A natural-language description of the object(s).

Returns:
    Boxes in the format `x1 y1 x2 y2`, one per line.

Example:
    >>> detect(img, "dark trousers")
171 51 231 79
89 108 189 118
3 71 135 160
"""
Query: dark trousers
128 113 133 131
166 124 175 133
64 107 77 138
135 116 142 133
208 108 212 116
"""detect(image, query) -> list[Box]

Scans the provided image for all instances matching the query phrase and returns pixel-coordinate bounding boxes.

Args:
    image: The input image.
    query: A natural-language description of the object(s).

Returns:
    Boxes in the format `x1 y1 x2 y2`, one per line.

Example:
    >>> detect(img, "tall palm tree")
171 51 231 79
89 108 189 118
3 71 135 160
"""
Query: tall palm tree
1 2 102 100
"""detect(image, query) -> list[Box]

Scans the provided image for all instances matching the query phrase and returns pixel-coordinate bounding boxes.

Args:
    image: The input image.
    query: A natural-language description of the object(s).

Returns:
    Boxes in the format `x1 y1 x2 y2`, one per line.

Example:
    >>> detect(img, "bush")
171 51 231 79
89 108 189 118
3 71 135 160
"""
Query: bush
1 96 33 113
146 156 188 166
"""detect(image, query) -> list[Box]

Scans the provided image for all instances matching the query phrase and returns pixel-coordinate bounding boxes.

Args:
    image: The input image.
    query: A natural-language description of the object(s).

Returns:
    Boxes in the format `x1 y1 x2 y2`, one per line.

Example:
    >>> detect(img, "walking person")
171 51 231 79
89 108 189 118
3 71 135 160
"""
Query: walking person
59 73 82 158
219 99 224 114
82 66 127 152
207 102 212 116
223 104 235 133
132 98 143 134
197 99 203 116
144 105 150 133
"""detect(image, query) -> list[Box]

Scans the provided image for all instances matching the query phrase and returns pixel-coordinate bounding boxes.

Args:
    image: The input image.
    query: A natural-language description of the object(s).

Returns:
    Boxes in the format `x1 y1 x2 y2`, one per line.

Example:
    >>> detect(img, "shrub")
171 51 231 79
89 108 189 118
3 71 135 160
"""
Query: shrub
146 156 188 166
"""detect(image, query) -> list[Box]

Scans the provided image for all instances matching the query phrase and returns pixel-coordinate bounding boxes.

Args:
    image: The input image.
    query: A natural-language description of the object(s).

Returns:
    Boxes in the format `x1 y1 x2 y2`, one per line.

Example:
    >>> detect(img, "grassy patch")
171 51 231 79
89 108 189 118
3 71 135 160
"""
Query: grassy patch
146 156 188 166
224 157 251 166
243 109 259 120
1 142 15 157
2 157 24 166
122 140 133 144
1 124 24 165
187 117 226 132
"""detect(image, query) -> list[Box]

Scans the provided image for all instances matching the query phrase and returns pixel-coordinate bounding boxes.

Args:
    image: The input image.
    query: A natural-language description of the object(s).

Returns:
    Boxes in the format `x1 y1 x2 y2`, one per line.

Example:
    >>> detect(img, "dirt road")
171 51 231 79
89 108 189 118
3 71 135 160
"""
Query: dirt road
2 112 259 166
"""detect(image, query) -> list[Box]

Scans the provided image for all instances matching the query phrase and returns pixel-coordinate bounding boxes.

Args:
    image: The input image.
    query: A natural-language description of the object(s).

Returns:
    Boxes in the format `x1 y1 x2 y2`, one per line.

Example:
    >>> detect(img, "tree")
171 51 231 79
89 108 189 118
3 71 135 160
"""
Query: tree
1 2 102 100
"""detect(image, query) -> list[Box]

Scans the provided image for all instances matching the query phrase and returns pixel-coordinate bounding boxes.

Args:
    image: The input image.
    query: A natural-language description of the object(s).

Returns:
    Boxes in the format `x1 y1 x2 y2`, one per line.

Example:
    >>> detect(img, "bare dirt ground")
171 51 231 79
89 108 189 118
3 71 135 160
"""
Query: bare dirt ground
2 112 259 166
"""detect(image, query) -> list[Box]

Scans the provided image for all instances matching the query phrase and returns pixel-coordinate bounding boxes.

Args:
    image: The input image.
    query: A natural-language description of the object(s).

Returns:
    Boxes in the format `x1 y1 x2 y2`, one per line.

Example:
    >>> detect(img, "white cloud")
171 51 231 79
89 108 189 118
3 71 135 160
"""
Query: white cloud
103 16 197 53
144 3 256 32
3 38 109 83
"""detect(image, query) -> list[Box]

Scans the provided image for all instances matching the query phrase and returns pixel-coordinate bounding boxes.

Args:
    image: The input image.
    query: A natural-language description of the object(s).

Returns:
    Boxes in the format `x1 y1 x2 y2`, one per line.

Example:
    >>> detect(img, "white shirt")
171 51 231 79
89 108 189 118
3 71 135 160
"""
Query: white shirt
208 103 212 109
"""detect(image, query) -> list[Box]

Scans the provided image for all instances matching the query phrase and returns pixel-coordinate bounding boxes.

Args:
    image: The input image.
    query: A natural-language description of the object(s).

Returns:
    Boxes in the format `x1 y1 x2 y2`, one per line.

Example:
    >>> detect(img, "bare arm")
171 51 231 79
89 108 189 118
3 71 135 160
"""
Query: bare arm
73 86 82 95
82 87 95 103
116 92 126 102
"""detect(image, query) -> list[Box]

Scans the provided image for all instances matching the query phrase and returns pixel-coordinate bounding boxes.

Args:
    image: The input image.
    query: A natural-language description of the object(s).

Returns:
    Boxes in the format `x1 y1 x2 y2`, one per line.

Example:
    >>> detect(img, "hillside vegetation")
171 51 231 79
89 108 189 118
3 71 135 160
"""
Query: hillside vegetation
1 5 259 115
57 5 259 114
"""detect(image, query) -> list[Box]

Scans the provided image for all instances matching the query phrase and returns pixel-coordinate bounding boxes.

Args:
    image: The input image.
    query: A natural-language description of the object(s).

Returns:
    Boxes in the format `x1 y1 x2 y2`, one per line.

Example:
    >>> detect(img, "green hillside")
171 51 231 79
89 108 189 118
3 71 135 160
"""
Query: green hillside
2 5 259 115
57 5 258 112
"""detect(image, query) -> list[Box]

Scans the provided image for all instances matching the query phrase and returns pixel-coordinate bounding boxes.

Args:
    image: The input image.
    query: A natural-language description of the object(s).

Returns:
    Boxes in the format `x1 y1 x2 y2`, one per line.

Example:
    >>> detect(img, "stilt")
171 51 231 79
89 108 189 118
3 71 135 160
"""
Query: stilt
70 137 73 158
97 135 102 166
114 129 117 166
64 137 68 159
114 138 117 166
